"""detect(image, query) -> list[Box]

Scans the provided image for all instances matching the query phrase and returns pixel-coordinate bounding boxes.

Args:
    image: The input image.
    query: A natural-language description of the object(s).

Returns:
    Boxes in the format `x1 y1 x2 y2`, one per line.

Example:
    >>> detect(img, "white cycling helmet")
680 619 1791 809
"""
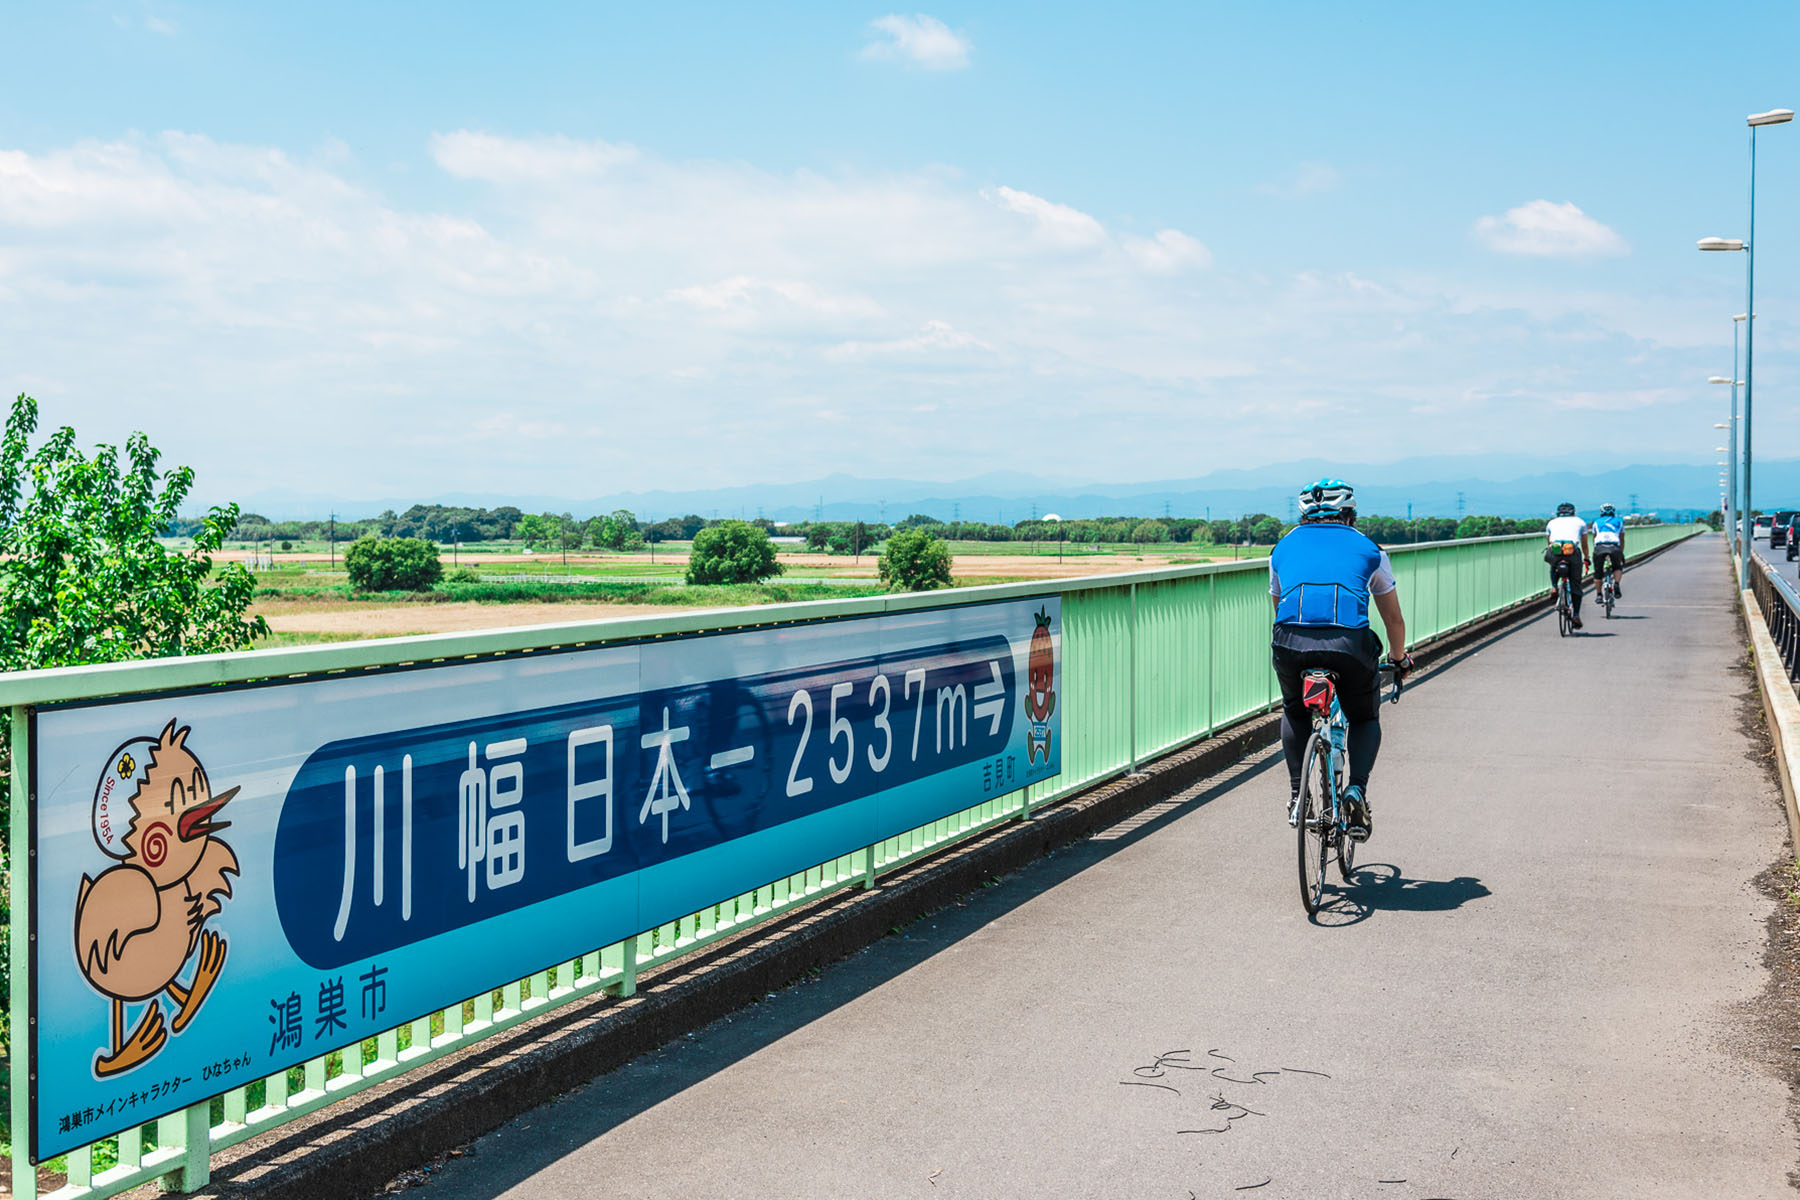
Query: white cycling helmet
1298 478 1355 521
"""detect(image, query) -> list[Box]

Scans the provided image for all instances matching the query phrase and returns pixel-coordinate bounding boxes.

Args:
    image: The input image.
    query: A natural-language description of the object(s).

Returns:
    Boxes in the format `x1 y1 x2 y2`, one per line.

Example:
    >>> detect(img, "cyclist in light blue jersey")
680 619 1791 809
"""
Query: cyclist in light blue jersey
1591 504 1625 600
1269 479 1413 841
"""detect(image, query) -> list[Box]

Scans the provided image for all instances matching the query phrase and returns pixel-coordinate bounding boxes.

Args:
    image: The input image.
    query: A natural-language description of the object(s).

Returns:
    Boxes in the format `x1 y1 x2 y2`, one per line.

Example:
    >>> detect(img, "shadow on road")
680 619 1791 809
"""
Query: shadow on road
380 755 1290 1198
1311 862 1492 928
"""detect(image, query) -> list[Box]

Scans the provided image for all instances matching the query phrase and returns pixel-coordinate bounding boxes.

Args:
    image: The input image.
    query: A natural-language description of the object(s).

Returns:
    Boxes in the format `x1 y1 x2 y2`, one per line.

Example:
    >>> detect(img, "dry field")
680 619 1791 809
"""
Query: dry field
256 598 714 637
249 545 1244 643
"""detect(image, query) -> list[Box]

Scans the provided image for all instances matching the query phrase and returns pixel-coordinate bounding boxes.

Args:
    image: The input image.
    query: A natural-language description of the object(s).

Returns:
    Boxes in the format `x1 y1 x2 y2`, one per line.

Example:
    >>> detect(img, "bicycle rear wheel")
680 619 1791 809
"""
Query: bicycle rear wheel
1604 579 1614 619
1557 579 1571 637
1297 731 1330 915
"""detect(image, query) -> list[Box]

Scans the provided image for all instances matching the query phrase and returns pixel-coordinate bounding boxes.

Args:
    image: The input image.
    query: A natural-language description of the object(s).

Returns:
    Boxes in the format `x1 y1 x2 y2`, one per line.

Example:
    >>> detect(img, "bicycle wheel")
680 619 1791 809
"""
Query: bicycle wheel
1297 731 1330 915
1557 579 1571 637
1604 578 1614 619
1335 777 1357 880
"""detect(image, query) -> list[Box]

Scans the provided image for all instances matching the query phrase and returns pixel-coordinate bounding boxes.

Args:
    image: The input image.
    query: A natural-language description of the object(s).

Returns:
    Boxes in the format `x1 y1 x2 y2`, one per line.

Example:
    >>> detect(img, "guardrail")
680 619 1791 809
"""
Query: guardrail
2 522 1704 1199
1749 549 1800 691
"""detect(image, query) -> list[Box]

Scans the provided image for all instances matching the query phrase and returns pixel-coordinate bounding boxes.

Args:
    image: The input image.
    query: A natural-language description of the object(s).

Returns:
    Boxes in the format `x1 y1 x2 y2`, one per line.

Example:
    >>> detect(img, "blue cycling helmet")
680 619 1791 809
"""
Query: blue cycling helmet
1298 478 1355 521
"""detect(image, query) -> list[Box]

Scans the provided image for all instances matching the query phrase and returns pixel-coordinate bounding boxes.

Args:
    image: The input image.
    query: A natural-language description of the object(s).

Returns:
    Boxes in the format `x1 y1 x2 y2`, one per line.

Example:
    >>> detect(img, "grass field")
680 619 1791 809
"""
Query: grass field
215 536 1278 646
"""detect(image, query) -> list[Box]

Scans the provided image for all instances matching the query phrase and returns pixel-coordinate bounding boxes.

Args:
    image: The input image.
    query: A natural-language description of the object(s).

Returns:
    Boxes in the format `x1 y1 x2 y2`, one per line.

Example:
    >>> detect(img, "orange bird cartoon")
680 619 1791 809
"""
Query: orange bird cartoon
74 719 239 1077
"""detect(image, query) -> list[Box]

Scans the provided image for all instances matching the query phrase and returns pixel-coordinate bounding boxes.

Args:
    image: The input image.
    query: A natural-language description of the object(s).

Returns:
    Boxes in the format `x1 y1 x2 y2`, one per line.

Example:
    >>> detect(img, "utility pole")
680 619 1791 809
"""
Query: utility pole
329 511 336 571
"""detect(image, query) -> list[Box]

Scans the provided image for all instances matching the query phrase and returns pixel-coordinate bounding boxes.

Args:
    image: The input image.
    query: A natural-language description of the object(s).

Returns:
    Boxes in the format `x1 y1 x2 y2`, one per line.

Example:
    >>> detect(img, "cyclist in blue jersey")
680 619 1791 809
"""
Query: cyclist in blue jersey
1591 504 1625 600
1269 480 1413 841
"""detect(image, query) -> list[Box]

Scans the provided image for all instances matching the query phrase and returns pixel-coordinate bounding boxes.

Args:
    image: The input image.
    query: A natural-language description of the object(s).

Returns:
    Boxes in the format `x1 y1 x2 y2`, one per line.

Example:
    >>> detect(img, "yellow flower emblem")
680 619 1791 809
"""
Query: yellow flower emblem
116 753 135 778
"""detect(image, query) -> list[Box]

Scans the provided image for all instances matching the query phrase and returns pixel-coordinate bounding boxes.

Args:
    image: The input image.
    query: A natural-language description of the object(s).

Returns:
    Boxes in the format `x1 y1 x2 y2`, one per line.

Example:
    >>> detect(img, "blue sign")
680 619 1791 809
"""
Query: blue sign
28 598 1061 1160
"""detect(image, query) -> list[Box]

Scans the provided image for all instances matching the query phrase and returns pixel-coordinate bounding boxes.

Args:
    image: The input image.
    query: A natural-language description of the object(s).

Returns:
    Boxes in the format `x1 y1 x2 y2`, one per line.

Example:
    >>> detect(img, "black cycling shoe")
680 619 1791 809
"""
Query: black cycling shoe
1572 615 1584 630
1344 784 1372 842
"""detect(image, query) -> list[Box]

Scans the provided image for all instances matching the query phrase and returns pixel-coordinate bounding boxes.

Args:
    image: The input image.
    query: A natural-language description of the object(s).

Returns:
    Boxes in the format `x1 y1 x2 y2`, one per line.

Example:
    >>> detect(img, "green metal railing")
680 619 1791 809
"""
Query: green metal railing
1 523 1703 1198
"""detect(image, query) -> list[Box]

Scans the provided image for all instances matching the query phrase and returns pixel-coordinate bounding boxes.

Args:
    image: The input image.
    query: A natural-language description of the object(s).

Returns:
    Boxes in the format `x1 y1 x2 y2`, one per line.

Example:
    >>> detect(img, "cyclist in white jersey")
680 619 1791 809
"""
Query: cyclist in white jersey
1544 501 1590 630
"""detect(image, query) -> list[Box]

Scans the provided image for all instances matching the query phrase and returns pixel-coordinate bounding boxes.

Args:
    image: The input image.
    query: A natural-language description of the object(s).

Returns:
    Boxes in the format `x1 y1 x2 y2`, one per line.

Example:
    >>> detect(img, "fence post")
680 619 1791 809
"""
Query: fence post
10 706 36 1200
157 1100 212 1192
1206 573 1216 738
1128 582 1138 772
618 933 639 998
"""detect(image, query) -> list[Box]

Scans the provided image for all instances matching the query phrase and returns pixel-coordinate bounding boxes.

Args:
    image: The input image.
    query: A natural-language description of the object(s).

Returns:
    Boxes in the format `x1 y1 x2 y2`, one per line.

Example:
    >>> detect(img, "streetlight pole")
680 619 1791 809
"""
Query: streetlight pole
1699 106 1790 588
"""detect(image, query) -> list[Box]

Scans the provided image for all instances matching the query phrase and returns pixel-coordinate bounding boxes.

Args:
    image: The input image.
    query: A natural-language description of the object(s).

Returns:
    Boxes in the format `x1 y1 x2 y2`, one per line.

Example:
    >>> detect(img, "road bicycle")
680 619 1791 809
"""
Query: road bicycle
1549 548 1582 637
1296 662 1403 916
1596 561 1617 619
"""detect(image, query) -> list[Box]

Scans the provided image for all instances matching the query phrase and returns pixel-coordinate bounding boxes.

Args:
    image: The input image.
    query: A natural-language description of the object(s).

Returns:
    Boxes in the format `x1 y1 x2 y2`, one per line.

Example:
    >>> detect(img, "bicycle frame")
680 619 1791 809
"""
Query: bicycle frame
1298 665 1401 914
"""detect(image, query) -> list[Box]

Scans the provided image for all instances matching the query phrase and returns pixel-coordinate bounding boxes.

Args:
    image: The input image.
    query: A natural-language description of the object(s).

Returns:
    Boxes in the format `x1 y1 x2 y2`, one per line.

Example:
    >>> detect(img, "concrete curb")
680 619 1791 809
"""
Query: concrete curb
179 536 1695 1200
1739 579 1800 854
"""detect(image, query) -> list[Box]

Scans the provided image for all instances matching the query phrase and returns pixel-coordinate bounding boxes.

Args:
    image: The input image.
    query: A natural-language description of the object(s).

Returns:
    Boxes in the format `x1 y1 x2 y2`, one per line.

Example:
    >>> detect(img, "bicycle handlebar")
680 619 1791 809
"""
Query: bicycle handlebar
1379 658 1408 705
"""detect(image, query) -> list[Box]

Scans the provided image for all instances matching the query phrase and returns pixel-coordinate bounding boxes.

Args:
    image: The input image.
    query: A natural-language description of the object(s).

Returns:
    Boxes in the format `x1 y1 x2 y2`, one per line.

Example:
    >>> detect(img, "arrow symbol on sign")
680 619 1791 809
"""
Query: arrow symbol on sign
973 659 1005 736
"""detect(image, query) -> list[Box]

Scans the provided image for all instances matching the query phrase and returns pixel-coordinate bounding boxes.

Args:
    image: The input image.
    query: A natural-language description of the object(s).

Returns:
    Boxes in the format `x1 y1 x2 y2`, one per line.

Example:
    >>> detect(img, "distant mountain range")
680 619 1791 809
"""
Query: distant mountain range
224 452 1749 524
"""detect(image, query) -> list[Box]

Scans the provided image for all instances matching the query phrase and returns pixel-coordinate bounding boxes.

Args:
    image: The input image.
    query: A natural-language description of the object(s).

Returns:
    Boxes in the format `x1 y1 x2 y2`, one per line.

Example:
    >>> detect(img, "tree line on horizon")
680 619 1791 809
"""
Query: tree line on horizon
169 502 1664 550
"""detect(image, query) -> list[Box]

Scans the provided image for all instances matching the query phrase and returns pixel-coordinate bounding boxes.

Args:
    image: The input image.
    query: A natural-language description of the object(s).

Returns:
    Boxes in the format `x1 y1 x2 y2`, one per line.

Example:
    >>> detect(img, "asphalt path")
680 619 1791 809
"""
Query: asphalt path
405 535 1794 1200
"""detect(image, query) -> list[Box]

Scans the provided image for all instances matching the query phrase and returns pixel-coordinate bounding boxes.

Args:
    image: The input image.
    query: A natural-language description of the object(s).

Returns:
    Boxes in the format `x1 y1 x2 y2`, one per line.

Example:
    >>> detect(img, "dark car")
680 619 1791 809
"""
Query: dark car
1778 511 1800 559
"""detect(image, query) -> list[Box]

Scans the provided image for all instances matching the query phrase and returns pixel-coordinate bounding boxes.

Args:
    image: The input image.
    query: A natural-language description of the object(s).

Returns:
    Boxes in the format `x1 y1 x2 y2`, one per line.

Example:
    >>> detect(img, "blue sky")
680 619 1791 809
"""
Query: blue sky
5 2 1800 505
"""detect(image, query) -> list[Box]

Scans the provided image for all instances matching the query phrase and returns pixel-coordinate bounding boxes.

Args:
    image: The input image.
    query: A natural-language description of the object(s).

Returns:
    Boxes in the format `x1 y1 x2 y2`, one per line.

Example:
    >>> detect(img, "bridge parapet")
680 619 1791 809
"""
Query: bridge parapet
2 523 1704 1198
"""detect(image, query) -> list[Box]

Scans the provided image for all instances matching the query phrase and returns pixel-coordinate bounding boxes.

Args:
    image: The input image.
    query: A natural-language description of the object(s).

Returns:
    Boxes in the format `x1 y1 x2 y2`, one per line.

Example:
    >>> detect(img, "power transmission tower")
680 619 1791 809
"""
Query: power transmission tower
1164 500 1172 520
1629 493 1640 515
1456 491 1466 519
953 502 960 523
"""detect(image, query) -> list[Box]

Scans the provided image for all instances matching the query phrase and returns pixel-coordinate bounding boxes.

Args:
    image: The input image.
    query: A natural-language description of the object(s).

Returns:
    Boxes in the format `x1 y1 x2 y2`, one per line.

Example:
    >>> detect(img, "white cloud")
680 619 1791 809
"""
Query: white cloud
668 275 884 326
430 131 638 182
0 129 1739 502
983 185 1106 247
825 319 993 359
1473 200 1628 258
1124 229 1211 273
860 14 971 71
145 15 176 35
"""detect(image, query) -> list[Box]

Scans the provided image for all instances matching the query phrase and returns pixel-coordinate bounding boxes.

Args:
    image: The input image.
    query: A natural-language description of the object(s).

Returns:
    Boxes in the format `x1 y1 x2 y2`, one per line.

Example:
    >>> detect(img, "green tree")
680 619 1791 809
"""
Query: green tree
1247 515 1285 544
0 395 269 1028
345 537 443 591
0 395 268 671
687 520 783 585
1130 519 1169 544
513 512 560 550
879 528 954 592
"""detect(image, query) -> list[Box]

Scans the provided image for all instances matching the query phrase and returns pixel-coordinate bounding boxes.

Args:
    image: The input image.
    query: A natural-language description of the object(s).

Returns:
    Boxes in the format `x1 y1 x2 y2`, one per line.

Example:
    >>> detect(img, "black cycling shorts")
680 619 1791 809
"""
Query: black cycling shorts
1593 546 1623 574
1271 625 1383 726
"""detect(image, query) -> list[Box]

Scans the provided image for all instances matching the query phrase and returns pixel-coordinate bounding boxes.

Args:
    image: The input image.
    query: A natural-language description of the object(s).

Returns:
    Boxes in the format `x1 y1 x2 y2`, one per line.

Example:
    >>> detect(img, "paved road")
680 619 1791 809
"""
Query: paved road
409 535 1794 1199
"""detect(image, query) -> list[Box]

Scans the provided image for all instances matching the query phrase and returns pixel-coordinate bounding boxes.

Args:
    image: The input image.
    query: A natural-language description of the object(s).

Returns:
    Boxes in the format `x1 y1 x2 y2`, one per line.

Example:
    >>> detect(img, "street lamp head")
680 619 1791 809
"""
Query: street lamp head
1748 109 1795 127
1698 237 1746 251
1716 423 1730 428
1735 313 1749 322
1709 376 1733 384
